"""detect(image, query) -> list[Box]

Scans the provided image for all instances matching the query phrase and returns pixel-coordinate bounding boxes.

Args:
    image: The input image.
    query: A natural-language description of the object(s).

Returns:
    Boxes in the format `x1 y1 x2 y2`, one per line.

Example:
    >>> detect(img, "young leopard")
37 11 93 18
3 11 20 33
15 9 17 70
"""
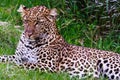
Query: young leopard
0 5 120 80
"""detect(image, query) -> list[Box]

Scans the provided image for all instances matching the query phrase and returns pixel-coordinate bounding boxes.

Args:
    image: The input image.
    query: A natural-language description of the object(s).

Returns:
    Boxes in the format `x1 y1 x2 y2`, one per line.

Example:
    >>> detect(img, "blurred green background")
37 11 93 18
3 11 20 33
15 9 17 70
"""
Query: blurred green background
0 0 119 80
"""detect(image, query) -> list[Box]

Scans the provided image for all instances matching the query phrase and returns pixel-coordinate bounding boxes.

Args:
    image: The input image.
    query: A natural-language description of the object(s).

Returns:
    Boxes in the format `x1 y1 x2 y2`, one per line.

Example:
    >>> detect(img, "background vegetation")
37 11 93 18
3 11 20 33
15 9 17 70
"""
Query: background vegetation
0 0 119 80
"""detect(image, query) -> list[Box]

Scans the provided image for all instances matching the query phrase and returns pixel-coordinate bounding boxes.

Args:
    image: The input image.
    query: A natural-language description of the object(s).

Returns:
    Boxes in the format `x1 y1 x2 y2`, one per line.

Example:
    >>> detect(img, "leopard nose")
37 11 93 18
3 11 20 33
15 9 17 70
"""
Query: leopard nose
27 32 33 37
25 30 33 37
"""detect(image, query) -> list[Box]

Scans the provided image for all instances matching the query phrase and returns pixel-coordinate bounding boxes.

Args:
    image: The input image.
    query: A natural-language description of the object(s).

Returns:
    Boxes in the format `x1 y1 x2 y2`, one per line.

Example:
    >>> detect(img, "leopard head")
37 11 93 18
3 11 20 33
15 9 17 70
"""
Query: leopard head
18 5 58 41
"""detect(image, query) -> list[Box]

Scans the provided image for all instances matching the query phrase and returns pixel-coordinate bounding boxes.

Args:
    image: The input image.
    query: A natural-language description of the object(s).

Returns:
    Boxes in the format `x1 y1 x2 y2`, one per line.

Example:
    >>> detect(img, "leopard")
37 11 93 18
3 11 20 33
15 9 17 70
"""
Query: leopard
0 5 120 80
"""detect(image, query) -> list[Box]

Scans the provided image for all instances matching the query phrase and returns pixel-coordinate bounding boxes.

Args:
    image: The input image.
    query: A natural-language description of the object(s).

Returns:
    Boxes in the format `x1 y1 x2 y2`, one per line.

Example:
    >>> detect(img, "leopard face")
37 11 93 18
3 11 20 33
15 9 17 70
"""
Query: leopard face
17 5 58 41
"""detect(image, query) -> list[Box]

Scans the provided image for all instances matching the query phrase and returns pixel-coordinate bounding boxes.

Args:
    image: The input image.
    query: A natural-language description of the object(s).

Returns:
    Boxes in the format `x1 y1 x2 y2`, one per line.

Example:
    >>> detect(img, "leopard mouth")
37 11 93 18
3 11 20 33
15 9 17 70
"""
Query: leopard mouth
27 38 36 42
27 36 40 42
35 37 40 41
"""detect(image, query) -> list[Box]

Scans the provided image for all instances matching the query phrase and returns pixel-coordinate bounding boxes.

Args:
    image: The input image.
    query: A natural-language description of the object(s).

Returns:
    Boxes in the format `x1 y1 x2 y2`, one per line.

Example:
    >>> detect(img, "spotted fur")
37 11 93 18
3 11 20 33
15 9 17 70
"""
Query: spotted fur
0 5 120 80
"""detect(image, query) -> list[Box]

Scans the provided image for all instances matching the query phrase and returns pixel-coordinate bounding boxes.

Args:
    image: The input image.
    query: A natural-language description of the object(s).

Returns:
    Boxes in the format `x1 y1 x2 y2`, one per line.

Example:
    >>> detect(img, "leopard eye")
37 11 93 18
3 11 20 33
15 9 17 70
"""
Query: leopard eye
35 21 39 25
23 20 29 23
38 17 46 22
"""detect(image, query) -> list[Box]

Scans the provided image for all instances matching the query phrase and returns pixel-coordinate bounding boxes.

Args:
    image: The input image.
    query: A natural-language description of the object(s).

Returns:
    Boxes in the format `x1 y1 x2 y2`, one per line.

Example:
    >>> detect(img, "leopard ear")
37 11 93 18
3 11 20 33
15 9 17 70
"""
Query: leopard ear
49 8 58 17
17 5 27 16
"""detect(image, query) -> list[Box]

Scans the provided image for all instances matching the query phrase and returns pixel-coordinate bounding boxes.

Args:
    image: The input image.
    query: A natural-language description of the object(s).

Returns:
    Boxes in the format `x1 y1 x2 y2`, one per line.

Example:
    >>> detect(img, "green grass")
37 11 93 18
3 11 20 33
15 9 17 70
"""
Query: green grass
0 0 120 80
0 63 71 80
